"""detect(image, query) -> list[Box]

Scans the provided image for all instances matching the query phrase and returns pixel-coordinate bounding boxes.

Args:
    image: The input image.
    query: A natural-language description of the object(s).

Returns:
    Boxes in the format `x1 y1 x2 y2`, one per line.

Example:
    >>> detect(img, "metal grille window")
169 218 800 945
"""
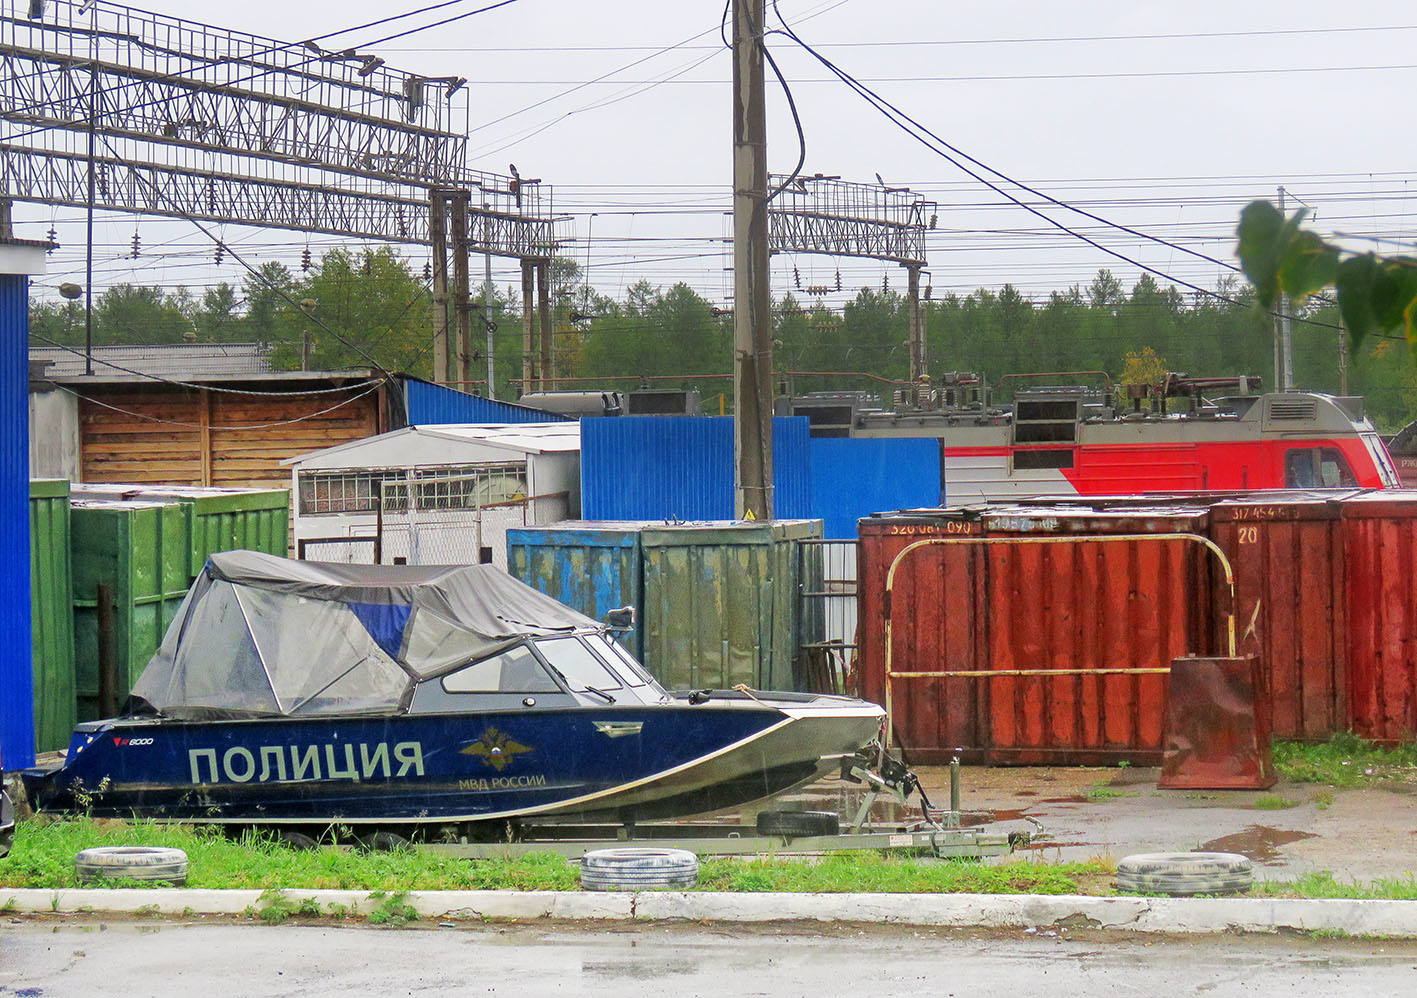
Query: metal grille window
298 472 384 514
412 465 526 510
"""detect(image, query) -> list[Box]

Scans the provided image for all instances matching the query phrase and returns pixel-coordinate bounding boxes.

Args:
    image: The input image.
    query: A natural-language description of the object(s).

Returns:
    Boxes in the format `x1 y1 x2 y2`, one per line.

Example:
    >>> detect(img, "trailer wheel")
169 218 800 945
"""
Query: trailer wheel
74 846 189 885
358 831 411 853
755 810 840 838
1114 852 1253 896
276 830 321 851
579 848 699 891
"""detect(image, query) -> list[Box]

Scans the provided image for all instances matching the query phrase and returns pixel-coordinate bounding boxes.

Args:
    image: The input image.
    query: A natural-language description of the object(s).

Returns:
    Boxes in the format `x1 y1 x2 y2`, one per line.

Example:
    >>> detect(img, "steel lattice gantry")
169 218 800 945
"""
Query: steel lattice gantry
0 144 556 256
767 174 933 379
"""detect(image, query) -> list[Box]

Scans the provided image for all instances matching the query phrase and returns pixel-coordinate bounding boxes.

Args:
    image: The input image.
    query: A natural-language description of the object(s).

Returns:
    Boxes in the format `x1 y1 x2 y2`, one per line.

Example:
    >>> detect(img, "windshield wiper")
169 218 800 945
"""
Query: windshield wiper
582 685 616 704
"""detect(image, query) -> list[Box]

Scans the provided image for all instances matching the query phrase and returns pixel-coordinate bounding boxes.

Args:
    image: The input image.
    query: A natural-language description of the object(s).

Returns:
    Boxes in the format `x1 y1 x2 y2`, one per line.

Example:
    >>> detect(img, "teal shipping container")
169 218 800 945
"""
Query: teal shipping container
70 500 191 722
507 522 649 663
30 480 76 753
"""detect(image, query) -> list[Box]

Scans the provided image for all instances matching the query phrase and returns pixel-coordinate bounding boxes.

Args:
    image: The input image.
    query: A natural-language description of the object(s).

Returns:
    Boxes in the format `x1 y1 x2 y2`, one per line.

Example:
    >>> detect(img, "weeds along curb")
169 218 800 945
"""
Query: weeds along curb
6 889 1417 935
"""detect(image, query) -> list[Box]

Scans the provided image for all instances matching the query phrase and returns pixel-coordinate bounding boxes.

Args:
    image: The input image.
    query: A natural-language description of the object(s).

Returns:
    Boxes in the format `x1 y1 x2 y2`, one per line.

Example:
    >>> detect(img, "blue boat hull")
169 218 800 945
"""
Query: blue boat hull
25 697 884 826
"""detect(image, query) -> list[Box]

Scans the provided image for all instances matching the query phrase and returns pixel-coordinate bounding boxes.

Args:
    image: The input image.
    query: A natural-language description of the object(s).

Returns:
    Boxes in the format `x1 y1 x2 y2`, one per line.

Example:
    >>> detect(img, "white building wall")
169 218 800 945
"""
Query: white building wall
28 387 79 480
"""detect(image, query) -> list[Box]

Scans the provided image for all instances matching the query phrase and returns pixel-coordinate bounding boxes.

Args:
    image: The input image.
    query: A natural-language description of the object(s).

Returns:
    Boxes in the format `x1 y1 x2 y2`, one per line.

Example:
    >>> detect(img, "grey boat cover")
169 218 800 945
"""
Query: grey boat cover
130 550 599 718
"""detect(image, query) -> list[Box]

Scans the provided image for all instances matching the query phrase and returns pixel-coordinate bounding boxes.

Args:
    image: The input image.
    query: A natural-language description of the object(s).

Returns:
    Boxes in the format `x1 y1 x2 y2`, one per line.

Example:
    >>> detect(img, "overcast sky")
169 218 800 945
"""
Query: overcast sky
15 0 1417 319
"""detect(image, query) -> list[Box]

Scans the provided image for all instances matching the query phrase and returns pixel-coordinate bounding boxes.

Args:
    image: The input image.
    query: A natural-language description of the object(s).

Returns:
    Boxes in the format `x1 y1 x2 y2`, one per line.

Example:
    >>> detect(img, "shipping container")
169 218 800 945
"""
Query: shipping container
507 521 649 662
1209 494 1350 740
639 520 823 691
1341 490 1417 742
70 500 191 722
29 480 75 753
857 508 988 761
858 505 1217 764
70 484 289 575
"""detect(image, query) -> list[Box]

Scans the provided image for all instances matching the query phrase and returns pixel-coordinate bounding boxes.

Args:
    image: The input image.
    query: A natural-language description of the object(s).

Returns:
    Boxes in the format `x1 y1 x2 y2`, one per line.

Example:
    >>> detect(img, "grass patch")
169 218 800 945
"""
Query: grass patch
1085 786 1136 802
1252 871 1417 901
696 853 1106 895
1253 794 1300 811
1273 733 1417 789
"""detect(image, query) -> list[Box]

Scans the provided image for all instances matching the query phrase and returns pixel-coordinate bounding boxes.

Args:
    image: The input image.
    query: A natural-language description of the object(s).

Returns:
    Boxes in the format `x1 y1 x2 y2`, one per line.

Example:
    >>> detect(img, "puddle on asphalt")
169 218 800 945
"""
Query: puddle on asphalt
1201 825 1318 865
1039 795 1089 805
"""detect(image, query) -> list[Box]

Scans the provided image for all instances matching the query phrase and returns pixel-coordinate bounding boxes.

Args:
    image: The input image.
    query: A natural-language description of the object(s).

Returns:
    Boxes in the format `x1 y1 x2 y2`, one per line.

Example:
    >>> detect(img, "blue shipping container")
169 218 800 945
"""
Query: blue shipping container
581 416 811 521
507 522 648 662
402 378 572 426
808 436 943 539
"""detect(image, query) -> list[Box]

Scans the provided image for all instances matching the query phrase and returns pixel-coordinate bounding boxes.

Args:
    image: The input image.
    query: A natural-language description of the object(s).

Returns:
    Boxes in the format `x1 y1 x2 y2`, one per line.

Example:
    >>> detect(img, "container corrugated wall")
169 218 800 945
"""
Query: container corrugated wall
1210 495 1348 740
581 416 811 520
1342 491 1417 742
71 500 191 721
507 522 646 662
808 437 942 539
403 378 572 425
858 505 1215 764
639 520 822 691
29 480 75 753
71 484 289 573
0 273 33 769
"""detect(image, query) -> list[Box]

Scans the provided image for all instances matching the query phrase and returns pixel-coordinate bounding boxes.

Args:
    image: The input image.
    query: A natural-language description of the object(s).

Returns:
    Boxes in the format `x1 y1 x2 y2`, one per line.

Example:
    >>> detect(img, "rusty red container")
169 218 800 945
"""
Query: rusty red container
1341 490 1417 743
1209 494 1349 741
857 508 987 762
858 504 1216 764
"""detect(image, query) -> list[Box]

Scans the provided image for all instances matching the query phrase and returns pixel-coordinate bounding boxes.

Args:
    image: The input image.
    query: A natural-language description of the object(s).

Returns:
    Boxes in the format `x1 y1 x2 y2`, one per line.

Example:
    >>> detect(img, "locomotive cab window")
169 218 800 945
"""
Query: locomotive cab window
1285 447 1357 488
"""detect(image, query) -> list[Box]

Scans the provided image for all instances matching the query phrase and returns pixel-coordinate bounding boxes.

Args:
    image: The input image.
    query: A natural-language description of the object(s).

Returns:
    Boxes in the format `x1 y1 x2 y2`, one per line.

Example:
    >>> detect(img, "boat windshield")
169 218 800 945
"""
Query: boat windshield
583 633 650 687
535 636 623 692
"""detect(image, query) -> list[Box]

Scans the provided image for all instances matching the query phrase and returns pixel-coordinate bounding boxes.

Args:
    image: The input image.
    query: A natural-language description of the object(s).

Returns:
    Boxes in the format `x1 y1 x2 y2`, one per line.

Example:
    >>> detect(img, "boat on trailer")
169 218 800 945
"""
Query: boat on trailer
23 551 885 834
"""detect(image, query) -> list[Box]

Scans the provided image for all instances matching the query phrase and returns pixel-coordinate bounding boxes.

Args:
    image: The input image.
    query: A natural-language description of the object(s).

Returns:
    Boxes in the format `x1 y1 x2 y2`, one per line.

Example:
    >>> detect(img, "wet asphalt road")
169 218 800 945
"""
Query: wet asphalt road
5 920 1417 997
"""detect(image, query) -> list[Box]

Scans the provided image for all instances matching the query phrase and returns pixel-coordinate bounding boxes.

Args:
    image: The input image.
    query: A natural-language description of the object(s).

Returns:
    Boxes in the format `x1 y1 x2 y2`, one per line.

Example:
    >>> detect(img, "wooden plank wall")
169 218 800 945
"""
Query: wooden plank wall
78 384 383 490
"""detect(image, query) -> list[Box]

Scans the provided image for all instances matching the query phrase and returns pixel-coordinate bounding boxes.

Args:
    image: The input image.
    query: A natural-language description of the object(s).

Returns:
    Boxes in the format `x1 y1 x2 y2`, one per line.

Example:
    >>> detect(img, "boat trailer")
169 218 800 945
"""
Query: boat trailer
422 754 1040 861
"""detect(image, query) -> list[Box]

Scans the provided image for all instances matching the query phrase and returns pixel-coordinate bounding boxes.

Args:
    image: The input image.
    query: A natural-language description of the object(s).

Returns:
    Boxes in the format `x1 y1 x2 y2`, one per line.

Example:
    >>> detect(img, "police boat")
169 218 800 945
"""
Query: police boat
24 551 885 833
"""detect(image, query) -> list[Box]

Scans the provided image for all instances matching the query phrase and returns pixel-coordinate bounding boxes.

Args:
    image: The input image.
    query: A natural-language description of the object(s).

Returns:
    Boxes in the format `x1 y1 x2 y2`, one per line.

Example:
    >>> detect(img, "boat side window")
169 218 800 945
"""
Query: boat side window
441 644 559 694
535 636 623 691
584 633 649 687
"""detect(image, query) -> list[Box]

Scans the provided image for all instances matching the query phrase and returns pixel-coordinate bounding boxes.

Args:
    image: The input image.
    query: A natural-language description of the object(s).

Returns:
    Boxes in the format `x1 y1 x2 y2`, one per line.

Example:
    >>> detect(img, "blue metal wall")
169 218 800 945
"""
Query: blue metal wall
581 416 811 520
1 274 33 769
402 378 572 426
809 437 943 538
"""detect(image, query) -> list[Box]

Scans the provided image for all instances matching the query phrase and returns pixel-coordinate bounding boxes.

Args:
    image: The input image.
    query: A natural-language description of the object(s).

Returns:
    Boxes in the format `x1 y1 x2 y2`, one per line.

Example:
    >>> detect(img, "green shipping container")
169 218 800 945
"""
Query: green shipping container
639 520 824 692
70 484 289 575
30 480 76 753
70 500 192 722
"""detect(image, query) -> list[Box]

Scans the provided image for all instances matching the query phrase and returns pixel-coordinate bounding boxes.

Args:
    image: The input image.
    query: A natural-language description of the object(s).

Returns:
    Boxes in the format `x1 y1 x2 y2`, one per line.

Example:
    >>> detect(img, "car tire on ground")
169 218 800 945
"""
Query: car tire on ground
74 846 189 885
755 810 840 838
357 830 411 853
276 830 321 851
579 847 699 891
1114 851 1253 896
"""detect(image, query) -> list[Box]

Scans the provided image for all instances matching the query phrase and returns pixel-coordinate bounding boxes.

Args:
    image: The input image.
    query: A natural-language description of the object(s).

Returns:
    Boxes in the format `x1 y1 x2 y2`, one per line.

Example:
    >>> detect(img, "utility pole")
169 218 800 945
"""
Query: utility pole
1276 186 1294 391
428 191 450 384
483 210 496 399
449 189 473 389
536 260 553 390
520 258 536 395
906 264 925 381
84 57 98 376
732 0 773 520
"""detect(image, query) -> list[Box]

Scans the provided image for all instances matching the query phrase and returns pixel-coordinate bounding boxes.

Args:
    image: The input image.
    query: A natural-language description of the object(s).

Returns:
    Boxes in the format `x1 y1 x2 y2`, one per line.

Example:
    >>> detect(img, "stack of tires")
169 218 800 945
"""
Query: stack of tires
579 848 699 891
1114 852 1253 896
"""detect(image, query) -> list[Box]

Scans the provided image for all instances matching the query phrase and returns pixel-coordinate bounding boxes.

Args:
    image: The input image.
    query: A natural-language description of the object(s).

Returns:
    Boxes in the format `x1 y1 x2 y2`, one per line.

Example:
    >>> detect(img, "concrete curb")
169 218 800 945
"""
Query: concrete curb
5 888 1417 935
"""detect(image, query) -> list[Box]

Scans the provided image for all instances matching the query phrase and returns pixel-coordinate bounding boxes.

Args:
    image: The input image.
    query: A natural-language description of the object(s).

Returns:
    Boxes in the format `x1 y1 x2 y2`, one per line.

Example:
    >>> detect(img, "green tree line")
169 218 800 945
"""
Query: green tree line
31 246 1417 432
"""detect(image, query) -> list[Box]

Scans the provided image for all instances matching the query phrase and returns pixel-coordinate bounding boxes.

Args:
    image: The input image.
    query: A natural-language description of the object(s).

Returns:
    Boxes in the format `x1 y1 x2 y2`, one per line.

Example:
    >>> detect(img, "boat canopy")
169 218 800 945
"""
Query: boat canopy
130 550 599 718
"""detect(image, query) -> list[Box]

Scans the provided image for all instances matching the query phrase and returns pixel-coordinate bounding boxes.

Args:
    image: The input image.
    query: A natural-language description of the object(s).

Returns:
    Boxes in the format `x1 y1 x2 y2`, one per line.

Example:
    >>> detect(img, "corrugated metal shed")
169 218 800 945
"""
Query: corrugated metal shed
1 239 47 770
401 378 571 426
808 436 942 539
286 422 581 470
30 480 75 754
581 416 811 520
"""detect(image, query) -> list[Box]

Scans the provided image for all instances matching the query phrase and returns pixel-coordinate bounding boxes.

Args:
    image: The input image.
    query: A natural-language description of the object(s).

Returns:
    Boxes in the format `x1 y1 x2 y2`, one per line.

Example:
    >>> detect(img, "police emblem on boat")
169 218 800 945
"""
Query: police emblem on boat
460 728 533 771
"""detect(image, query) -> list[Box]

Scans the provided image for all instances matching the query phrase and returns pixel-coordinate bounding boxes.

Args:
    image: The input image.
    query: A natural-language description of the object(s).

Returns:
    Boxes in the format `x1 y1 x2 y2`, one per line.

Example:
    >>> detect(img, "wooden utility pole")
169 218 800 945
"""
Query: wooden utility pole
732 0 773 520
449 189 473 388
428 191 450 384
520 258 536 394
1339 316 1349 396
483 219 497 399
